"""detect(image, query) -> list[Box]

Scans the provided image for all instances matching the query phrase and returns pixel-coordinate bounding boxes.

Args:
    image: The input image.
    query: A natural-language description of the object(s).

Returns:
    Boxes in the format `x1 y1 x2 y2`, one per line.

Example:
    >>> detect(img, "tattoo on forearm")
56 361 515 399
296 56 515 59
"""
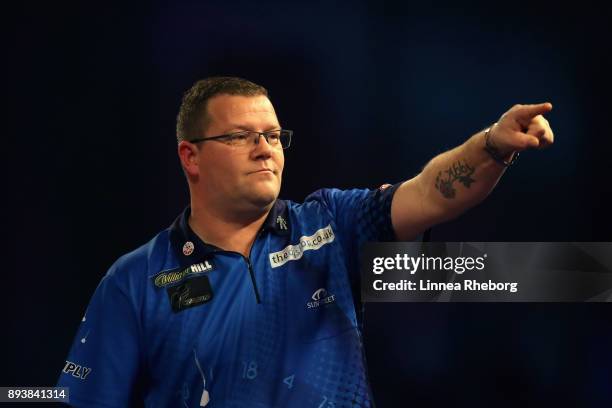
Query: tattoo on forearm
434 160 476 199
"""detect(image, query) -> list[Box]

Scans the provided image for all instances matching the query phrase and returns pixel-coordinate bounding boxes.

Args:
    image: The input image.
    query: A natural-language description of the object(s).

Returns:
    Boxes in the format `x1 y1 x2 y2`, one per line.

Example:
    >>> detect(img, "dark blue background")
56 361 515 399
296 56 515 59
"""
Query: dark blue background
5 0 612 406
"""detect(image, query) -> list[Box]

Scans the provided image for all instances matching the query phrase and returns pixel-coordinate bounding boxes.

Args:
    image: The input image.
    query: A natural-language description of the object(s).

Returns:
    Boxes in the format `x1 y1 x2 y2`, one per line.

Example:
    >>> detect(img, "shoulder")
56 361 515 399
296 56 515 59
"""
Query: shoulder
293 188 373 212
296 187 383 219
303 187 371 204
106 229 174 290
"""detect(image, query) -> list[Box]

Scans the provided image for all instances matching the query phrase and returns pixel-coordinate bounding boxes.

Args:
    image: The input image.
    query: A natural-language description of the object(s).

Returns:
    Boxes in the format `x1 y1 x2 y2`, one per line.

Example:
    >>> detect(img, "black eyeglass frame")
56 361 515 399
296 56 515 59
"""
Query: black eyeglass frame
189 129 293 149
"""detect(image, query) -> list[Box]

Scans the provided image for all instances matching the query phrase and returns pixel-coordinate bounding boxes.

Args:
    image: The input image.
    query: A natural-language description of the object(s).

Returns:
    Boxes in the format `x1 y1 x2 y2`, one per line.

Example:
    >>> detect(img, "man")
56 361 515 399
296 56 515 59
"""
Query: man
58 77 553 407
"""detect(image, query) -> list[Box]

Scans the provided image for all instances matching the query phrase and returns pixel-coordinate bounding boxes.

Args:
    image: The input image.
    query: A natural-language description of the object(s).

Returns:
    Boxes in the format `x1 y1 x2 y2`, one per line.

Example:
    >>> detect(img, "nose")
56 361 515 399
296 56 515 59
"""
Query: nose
251 133 273 159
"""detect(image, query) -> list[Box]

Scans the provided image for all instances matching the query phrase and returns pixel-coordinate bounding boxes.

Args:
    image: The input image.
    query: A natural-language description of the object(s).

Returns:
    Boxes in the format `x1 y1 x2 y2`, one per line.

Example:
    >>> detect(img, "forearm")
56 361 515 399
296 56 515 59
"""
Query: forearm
418 127 508 223
391 103 553 240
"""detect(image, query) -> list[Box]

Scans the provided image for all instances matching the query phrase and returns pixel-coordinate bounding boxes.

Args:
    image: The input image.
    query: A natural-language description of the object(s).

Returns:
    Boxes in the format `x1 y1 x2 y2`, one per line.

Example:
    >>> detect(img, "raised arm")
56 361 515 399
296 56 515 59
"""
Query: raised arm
391 102 554 240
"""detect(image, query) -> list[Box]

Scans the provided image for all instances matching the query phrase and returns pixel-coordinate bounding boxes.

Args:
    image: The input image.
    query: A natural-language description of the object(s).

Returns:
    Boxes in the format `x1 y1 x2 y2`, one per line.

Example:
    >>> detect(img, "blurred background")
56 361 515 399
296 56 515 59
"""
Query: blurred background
4 0 612 406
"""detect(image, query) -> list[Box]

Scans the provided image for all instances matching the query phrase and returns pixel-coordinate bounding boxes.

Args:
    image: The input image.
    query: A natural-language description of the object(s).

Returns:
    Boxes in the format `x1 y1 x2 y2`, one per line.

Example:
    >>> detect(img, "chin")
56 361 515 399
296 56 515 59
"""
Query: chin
245 187 279 208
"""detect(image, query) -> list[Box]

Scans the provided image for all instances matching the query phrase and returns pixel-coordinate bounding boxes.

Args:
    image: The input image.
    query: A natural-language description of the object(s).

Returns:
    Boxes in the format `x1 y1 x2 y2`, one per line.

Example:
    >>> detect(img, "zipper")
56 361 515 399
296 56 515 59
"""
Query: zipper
244 256 261 304
244 228 264 304
202 231 264 304
208 251 262 304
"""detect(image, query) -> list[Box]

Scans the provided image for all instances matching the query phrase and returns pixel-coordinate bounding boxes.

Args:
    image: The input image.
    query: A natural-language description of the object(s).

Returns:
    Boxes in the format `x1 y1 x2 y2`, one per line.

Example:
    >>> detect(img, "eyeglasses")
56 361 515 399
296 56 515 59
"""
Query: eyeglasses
189 129 292 149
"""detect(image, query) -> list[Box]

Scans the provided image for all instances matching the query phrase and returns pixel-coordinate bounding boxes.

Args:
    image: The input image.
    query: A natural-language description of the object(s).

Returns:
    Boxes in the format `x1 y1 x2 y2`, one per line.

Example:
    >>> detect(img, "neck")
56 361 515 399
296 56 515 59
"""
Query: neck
189 199 272 257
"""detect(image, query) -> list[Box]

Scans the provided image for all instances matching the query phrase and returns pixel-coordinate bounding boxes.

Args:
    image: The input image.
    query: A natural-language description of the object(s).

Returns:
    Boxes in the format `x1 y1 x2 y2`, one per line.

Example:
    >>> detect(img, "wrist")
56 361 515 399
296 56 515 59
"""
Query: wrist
483 123 518 167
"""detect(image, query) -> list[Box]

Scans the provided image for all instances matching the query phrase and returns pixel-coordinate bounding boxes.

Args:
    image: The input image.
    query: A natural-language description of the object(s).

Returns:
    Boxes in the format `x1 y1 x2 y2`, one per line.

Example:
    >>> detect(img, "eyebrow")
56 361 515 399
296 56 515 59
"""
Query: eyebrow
226 125 282 133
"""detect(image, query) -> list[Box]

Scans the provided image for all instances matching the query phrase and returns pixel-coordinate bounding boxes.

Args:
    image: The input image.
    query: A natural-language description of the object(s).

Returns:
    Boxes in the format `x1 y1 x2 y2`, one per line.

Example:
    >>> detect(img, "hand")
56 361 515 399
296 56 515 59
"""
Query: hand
489 103 554 156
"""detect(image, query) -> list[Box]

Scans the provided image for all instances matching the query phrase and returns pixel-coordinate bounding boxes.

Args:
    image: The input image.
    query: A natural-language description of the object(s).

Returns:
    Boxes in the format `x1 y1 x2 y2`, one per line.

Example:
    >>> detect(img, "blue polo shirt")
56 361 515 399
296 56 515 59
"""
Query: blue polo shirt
58 184 399 407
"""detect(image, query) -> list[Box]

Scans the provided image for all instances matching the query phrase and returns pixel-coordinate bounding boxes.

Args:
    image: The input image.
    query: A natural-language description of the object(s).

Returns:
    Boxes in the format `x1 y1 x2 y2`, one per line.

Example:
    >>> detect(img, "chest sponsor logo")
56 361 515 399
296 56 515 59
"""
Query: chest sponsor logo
168 275 213 313
269 224 335 268
154 261 214 288
306 287 336 309
63 360 91 380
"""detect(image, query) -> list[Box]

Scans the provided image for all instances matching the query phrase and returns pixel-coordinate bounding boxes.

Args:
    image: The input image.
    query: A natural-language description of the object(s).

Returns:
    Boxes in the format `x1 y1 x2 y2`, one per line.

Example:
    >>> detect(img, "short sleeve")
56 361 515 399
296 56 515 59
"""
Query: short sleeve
306 182 401 274
312 182 401 246
57 265 144 407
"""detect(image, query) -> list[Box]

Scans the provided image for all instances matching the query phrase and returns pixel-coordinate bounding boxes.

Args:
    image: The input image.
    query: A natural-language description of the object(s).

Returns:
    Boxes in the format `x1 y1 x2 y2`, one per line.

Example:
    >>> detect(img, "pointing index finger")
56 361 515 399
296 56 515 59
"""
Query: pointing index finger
514 102 553 124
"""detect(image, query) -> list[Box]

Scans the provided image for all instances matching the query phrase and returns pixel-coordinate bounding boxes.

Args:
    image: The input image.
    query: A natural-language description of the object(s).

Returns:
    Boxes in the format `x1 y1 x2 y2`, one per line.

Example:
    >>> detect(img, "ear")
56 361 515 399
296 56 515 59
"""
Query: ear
178 141 201 177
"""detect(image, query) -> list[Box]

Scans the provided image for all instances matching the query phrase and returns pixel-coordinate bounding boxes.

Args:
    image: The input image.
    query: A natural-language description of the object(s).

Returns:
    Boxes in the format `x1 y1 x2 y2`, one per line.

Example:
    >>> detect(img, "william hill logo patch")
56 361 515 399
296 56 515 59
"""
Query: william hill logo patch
154 261 213 288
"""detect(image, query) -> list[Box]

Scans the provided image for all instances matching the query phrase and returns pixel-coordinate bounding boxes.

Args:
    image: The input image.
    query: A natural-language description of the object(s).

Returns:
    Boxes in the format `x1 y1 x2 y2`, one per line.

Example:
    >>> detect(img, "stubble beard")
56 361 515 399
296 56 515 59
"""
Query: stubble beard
241 178 280 210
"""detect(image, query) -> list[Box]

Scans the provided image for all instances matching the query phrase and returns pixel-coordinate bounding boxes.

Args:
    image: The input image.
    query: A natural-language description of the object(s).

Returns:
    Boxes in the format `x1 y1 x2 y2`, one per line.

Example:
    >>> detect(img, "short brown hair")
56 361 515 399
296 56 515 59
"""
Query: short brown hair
176 76 268 143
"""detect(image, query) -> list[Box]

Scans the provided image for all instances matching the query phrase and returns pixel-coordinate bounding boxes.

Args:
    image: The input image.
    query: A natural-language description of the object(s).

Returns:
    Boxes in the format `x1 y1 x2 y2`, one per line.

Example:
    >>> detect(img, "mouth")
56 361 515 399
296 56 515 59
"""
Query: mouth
249 169 275 175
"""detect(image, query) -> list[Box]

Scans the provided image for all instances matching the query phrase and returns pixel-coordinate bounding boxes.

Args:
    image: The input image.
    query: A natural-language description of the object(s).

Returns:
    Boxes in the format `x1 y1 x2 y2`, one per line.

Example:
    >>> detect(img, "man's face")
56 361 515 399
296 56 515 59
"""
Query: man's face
195 94 285 211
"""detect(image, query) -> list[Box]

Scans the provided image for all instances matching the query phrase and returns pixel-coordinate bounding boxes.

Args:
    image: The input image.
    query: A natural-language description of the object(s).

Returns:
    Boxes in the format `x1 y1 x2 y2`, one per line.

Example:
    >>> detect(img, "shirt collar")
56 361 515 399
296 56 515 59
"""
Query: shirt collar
169 199 290 264
261 199 290 235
